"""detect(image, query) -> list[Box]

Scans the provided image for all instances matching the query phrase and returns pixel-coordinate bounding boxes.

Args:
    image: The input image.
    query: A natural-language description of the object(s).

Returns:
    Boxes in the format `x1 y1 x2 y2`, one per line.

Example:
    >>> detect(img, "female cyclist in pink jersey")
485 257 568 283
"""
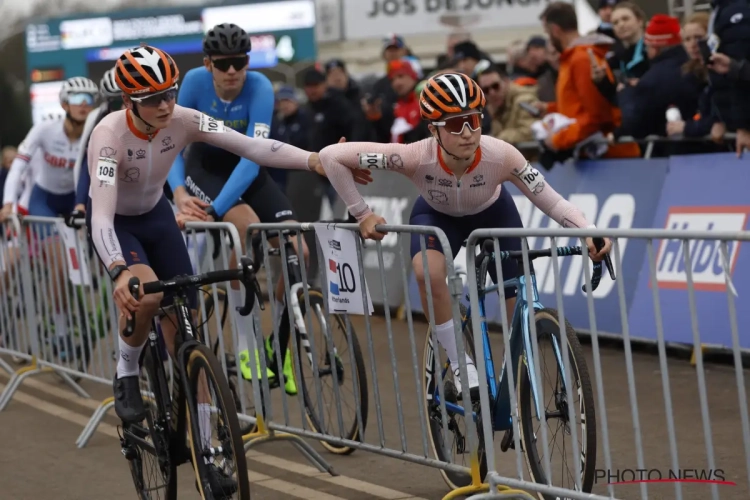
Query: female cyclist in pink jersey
320 72 612 394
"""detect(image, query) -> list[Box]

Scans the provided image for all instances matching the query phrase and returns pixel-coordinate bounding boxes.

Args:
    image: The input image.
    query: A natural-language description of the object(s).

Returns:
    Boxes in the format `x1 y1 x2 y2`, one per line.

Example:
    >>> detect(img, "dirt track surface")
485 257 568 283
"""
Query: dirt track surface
1 310 748 500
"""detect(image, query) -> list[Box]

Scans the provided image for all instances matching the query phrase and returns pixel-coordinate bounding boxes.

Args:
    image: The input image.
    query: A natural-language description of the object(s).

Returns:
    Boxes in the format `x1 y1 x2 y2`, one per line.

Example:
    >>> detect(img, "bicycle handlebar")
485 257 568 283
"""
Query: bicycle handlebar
122 256 262 338
478 237 616 293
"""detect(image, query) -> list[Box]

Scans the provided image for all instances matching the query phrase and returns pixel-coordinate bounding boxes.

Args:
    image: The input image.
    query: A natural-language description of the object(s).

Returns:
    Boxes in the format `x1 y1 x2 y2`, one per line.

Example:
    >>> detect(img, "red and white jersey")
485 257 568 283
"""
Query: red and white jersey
2 118 80 204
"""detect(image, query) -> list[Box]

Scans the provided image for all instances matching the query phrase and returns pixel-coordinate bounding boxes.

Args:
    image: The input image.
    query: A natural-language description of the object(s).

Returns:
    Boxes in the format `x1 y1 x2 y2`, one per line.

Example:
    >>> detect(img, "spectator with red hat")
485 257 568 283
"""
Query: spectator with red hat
387 58 429 143
615 14 703 155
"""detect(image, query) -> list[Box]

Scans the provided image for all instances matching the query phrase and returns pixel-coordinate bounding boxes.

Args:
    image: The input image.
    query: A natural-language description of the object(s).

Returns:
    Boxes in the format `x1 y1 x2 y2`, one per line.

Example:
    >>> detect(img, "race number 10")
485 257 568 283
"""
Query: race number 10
335 261 357 293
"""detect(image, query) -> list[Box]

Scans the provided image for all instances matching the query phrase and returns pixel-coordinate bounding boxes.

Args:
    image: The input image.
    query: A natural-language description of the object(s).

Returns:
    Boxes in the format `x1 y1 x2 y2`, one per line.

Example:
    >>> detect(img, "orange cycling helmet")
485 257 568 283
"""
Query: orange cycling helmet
115 45 179 96
419 72 485 121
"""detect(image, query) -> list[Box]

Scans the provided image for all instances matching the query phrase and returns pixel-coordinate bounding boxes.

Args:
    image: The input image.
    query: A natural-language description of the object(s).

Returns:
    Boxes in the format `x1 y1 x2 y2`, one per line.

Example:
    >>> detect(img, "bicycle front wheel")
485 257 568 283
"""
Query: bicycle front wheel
186 343 251 500
298 288 369 455
518 308 597 499
422 303 488 491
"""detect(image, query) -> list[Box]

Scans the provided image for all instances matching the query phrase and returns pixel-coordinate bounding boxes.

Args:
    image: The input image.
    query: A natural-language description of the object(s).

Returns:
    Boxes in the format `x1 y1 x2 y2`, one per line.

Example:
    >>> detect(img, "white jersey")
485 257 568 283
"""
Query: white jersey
2 118 81 205
74 104 107 188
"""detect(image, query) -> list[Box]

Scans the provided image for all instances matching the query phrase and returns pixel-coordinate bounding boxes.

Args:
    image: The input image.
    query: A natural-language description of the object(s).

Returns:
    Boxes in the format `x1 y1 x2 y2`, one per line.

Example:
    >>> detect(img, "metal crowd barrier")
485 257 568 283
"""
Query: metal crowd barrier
242 221 506 499
0 215 114 417
463 227 750 500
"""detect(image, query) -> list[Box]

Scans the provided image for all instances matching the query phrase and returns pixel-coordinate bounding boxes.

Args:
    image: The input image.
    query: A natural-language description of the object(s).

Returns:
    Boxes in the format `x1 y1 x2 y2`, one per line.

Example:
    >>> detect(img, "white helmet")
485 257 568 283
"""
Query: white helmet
59 77 98 103
99 68 121 99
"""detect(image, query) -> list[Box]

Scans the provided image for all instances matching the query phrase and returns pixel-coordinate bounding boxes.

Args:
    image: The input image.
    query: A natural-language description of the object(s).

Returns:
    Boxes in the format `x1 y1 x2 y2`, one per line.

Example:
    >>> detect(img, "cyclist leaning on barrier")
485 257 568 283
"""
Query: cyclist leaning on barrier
167 24 370 394
86 44 329 434
320 72 613 394
69 67 125 226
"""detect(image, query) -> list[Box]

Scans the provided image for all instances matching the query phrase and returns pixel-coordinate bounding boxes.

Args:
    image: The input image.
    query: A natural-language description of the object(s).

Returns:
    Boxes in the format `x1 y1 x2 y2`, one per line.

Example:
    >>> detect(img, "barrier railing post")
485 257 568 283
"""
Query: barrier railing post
240 222 336 476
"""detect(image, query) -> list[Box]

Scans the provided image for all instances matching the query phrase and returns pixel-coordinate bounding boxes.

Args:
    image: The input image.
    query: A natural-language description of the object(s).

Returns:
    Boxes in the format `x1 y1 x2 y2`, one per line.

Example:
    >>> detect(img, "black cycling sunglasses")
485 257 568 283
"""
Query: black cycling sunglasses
211 55 249 72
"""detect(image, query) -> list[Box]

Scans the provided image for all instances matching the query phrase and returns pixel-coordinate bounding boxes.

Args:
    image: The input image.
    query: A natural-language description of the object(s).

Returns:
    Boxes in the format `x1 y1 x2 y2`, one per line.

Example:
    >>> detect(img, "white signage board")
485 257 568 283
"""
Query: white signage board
342 0 551 40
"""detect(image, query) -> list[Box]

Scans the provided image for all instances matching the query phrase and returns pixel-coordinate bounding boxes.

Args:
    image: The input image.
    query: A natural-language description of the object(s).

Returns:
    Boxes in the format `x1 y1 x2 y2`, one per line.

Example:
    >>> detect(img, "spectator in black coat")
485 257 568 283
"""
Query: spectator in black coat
303 68 360 152
364 34 409 143
593 2 649 104
269 86 310 192
325 58 372 141
707 0 750 156
596 0 620 39
0 146 15 201
616 14 703 156
665 13 724 153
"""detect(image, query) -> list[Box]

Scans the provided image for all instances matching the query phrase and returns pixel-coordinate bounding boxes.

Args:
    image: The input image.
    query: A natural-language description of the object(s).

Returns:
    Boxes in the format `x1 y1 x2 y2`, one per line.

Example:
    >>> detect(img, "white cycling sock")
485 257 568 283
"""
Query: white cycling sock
116 336 146 378
198 402 213 463
230 287 250 353
434 320 473 373
54 312 67 339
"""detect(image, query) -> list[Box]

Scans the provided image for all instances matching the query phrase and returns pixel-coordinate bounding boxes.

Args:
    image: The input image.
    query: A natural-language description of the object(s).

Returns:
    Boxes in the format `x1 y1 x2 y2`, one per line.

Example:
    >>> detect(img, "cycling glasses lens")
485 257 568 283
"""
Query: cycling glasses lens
442 113 482 134
134 89 178 108
67 93 95 106
212 56 249 72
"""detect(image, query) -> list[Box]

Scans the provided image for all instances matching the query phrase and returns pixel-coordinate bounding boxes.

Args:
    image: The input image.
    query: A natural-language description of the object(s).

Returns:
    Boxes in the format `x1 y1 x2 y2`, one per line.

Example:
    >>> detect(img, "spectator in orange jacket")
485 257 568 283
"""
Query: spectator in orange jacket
539 1 640 158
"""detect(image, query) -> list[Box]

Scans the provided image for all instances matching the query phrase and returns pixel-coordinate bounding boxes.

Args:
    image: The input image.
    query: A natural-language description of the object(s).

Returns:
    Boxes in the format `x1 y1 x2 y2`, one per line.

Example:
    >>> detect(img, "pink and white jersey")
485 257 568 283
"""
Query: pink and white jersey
320 136 590 229
87 105 312 268
2 118 80 205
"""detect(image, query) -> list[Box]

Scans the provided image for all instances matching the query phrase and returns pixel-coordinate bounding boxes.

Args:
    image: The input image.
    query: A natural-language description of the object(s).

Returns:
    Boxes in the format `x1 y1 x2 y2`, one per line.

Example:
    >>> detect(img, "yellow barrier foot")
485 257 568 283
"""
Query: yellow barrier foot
242 416 337 476
690 344 707 366
76 396 115 448
442 483 490 500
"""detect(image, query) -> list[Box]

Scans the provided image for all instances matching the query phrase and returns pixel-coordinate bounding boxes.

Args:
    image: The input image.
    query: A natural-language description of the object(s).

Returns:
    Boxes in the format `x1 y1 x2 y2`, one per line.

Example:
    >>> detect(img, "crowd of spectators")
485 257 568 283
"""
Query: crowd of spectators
267 0 750 249
269 0 750 167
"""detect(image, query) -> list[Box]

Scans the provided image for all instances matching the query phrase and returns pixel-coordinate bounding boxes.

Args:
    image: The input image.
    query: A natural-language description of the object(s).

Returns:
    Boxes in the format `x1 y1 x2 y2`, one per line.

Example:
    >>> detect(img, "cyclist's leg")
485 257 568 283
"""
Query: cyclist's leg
143 198 236 487
243 168 306 394
409 196 478 391
87 232 160 422
28 186 73 343
221 202 276 381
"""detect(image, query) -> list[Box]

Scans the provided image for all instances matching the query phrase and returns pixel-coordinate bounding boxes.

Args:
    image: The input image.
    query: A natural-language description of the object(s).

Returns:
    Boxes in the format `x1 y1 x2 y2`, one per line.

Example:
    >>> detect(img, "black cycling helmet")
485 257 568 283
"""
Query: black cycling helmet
203 23 252 56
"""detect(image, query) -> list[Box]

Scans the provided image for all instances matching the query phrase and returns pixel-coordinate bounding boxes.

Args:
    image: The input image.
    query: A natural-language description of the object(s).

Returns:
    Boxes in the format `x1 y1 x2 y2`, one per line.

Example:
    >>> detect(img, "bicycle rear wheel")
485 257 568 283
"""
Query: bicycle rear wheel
518 308 597 499
298 288 369 455
186 343 250 500
124 345 177 500
423 303 488 490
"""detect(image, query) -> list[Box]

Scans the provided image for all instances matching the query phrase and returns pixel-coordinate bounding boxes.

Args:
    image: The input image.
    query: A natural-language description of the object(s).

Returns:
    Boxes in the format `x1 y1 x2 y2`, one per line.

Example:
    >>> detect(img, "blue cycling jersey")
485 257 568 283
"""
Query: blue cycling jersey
167 68 274 217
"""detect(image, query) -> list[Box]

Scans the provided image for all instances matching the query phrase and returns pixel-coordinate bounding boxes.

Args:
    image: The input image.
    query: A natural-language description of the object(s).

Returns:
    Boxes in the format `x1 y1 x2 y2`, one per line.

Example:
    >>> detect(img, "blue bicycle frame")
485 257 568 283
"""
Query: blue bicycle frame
430 253 575 432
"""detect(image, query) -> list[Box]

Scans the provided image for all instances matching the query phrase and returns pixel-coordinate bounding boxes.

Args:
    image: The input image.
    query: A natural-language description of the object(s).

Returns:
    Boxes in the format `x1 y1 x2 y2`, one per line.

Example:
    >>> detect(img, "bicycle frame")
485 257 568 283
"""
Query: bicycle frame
430 261 573 433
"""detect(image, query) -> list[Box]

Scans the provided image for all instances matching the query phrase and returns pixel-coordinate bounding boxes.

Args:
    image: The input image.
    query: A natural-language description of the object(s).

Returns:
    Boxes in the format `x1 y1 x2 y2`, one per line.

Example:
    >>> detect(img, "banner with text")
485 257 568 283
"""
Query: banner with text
342 0 549 40
627 153 750 349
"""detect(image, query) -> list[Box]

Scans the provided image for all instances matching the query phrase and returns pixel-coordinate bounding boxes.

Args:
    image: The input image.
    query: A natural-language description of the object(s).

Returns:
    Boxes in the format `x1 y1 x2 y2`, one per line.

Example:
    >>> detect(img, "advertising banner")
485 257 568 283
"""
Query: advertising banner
342 0 549 40
407 158 669 335
627 153 750 349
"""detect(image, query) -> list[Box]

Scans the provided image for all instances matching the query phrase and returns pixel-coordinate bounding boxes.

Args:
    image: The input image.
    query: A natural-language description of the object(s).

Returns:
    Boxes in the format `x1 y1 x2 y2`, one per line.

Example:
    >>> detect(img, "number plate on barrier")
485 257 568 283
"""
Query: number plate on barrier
314 225 374 315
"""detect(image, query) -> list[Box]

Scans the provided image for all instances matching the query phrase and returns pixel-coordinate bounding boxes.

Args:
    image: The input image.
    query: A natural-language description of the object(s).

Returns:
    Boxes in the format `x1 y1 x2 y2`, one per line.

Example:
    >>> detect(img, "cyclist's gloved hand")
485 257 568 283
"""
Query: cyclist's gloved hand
65 209 86 228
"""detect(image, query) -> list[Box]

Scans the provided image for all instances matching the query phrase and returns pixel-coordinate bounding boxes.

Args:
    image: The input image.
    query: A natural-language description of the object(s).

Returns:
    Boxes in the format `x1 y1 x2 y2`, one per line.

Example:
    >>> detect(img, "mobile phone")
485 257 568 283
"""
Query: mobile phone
698 39 712 64
519 101 542 117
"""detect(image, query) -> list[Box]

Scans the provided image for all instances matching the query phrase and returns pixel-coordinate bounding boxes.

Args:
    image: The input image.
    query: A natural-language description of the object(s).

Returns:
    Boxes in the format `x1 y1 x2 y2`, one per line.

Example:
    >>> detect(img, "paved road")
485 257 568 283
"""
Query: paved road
1 308 748 500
